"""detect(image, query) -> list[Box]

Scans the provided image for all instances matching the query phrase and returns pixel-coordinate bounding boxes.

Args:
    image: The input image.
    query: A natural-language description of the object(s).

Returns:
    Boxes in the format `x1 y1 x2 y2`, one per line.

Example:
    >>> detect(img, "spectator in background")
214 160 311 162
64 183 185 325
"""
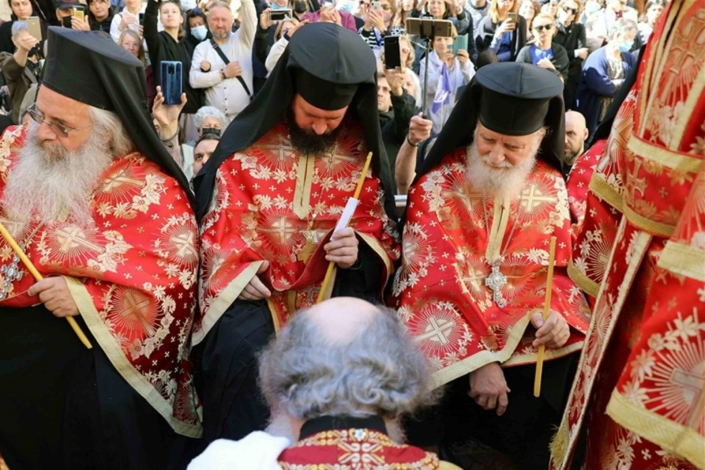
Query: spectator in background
464 0 489 36
395 0 416 29
517 0 538 41
394 112 433 193
144 0 203 143
515 13 569 82
193 104 228 137
0 0 44 53
577 18 637 136
554 0 586 110
87 0 114 32
403 67 421 106
110 0 145 42
185 8 210 47
0 21 39 123
637 0 664 44
358 0 396 51
190 0 256 122
289 0 316 22
377 67 416 184
412 0 470 36
563 109 588 167
420 24 474 134
119 29 156 107
475 0 526 62
584 0 637 51
192 132 220 176
55 0 91 30
264 18 302 74
303 1 357 32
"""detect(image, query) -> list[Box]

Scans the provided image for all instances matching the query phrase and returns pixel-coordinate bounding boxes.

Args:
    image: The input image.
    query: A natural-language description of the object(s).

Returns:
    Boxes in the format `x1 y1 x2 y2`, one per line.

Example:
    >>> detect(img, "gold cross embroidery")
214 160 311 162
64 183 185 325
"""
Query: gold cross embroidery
520 184 557 213
55 226 102 254
415 316 454 344
120 290 155 336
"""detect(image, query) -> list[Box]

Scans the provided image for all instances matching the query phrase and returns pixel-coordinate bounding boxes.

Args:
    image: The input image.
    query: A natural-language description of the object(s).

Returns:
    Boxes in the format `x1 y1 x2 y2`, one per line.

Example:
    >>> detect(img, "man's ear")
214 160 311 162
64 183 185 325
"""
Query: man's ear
582 128 589 141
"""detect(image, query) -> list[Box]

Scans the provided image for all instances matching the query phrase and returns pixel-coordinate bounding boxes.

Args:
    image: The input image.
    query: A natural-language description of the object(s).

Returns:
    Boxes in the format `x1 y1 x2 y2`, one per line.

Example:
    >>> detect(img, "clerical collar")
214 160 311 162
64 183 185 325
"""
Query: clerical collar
299 415 387 440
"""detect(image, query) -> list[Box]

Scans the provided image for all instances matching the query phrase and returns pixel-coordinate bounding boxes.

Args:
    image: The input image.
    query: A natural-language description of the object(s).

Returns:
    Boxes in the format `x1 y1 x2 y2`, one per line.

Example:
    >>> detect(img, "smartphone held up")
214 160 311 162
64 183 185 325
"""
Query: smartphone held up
161 61 183 105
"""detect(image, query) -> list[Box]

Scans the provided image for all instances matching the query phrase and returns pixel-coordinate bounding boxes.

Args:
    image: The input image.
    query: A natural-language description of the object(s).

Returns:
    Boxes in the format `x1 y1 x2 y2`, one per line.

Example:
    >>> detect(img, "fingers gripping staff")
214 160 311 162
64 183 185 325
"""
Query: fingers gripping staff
0 221 92 349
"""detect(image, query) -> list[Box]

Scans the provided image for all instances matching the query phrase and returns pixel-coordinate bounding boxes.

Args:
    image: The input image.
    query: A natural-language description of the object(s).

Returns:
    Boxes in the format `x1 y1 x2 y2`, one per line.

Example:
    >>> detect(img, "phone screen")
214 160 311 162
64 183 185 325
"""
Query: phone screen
452 34 468 54
507 12 517 21
73 9 85 20
384 36 401 69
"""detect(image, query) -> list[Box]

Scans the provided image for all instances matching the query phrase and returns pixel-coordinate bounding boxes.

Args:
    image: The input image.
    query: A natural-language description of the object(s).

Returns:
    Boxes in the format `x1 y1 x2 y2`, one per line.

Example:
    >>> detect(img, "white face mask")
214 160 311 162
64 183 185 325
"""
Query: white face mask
181 0 197 10
191 24 208 39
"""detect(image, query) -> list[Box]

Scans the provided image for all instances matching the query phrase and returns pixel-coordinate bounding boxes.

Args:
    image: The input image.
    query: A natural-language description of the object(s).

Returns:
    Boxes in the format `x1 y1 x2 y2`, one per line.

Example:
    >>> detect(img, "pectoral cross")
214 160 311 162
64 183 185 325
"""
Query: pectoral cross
0 255 23 300
485 261 508 308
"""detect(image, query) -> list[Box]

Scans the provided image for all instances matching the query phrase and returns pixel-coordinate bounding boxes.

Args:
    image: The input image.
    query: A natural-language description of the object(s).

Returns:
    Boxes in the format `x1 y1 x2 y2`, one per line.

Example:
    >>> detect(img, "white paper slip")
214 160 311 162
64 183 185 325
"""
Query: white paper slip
334 198 359 233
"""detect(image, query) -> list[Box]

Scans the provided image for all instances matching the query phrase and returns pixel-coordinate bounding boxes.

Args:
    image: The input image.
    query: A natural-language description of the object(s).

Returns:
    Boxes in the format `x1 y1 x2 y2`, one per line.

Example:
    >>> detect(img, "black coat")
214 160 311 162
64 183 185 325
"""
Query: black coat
475 15 526 62
554 22 586 83
143 0 203 114
515 43 570 83
378 90 417 193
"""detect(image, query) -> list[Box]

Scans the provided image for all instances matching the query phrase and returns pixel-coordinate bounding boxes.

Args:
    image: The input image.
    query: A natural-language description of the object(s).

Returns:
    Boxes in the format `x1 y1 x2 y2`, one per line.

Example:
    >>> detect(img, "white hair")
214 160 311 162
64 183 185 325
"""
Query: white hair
193 106 229 130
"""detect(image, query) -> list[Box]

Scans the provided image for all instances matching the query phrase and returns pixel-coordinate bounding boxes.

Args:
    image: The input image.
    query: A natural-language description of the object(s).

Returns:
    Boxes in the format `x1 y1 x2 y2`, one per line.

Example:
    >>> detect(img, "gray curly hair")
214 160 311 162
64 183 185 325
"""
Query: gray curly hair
258 305 438 421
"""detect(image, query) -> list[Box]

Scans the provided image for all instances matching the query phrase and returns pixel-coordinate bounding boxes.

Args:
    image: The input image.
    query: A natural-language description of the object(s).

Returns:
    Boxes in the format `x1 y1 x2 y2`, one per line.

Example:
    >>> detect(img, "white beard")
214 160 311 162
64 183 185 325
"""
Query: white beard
2 122 115 238
465 140 538 202
266 412 406 445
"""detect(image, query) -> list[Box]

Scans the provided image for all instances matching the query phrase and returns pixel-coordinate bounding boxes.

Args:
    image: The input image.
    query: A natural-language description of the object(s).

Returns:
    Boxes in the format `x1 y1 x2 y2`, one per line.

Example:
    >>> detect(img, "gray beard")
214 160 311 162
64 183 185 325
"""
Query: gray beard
1 122 115 238
465 141 538 202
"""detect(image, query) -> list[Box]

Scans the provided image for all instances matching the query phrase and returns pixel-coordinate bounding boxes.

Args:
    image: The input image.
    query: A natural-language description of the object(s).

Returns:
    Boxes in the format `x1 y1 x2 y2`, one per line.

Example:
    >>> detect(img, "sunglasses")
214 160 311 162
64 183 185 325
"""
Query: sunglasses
533 23 553 31
562 5 577 13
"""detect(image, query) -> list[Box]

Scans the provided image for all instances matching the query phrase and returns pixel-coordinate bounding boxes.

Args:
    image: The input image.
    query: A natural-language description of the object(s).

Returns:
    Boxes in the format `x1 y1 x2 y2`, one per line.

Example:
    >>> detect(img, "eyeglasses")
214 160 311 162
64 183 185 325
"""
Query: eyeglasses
562 5 577 14
533 23 553 31
27 104 91 137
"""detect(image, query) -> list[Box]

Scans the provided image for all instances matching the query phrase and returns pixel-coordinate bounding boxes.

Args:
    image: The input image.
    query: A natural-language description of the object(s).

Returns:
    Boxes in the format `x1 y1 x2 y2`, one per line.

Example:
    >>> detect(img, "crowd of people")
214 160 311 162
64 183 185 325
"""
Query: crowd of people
0 0 664 183
0 0 703 468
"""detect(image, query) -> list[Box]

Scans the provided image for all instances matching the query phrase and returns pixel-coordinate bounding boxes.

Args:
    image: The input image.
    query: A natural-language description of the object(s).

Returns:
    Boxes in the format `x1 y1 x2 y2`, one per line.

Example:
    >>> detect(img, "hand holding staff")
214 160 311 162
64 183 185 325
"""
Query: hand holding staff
0 221 93 349
534 236 557 397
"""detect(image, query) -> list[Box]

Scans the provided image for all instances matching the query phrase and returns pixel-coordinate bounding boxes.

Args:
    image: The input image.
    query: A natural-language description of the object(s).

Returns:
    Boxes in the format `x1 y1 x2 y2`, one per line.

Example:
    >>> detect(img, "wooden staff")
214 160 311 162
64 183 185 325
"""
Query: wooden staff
0 222 93 349
316 152 374 304
534 236 557 397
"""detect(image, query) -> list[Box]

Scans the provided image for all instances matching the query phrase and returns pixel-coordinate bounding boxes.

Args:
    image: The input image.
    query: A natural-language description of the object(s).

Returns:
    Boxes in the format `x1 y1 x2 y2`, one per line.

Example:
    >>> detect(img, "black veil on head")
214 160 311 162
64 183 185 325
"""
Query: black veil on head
194 22 397 222
42 27 195 207
418 62 566 179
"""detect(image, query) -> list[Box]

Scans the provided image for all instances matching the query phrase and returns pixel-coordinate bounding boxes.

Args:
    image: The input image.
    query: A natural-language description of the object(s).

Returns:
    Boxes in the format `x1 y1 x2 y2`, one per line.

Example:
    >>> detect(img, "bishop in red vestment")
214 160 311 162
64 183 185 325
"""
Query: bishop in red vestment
393 63 591 468
191 23 400 447
0 29 200 470
550 1 705 468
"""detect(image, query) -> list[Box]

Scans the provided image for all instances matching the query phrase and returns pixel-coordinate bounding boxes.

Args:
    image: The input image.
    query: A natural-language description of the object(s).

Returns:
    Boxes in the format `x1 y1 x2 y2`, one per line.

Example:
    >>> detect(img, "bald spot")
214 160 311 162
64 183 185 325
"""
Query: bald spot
565 110 586 131
304 297 378 344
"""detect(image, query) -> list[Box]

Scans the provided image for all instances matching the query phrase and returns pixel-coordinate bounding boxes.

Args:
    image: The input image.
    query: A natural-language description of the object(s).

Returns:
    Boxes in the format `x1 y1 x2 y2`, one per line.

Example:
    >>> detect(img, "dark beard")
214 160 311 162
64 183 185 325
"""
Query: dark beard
285 107 343 155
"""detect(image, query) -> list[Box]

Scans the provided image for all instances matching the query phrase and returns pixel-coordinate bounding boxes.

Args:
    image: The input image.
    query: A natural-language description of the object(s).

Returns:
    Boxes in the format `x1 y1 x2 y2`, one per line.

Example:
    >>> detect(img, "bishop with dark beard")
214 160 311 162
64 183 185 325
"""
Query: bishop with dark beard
191 22 399 449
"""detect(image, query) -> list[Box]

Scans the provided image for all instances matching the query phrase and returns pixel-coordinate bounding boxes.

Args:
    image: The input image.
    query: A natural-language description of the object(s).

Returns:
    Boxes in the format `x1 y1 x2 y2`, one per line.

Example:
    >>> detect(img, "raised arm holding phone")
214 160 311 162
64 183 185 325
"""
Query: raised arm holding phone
475 0 526 61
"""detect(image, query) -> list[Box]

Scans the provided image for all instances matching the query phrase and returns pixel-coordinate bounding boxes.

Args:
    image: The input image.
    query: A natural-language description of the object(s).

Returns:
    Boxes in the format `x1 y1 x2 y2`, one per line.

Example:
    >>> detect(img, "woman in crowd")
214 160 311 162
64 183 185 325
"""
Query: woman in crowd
0 0 44 53
516 13 569 81
110 0 146 42
394 0 416 29
475 0 526 61
119 29 155 107
87 0 114 33
554 0 586 109
185 8 209 49
419 24 474 134
411 0 470 35
517 0 539 41
264 17 300 73
193 105 228 137
637 0 664 44
359 0 398 51
577 18 638 136
144 0 203 142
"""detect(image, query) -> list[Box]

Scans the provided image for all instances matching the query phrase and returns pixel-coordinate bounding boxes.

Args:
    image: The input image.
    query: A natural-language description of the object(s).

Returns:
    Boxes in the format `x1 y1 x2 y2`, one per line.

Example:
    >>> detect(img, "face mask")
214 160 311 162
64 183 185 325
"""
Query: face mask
271 2 288 9
336 0 354 12
294 1 307 13
618 39 633 52
181 0 197 10
191 24 208 40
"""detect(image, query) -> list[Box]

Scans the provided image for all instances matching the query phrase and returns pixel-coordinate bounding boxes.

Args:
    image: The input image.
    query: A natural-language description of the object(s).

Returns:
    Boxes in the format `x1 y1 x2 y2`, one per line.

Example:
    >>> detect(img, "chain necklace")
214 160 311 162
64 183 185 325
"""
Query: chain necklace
481 195 520 308
0 222 43 300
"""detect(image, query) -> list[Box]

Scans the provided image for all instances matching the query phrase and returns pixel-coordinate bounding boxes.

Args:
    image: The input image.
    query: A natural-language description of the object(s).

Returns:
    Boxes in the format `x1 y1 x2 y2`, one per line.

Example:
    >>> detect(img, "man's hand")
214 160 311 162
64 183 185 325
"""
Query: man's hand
224 61 243 78
27 277 79 318
576 47 588 60
537 57 556 70
384 67 405 97
239 261 272 300
468 362 511 416
152 85 187 138
408 113 432 146
260 8 274 29
14 32 39 53
531 309 570 349
324 227 359 269
71 16 91 31
120 11 137 30
201 60 211 71
456 49 469 64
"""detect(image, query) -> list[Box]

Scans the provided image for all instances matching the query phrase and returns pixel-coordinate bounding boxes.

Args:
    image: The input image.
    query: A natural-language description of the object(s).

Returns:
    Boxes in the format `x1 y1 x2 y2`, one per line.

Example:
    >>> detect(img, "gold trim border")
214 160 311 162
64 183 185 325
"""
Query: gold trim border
589 174 623 212
192 261 264 345
658 241 705 282
623 204 674 237
606 390 705 469
627 135 703 173
567 260 600 298
65 276 203 438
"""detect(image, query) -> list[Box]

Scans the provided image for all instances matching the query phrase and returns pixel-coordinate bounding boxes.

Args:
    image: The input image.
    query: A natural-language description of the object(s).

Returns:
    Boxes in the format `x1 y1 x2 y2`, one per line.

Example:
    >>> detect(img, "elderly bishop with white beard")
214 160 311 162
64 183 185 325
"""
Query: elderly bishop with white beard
393 63 591 469
0 28 201 470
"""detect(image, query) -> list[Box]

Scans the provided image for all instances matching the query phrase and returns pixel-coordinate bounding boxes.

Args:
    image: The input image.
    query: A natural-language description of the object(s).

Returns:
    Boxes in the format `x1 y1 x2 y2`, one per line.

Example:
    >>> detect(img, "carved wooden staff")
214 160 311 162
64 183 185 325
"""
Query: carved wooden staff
0 222 92 349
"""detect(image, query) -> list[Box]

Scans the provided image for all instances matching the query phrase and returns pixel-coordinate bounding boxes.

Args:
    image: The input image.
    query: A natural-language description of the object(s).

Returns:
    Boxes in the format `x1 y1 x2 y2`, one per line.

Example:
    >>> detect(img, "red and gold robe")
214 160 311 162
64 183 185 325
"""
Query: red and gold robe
392 149 590 386
195 121 400 343
0 125 201 437
550 1 705 468
278 427 458 469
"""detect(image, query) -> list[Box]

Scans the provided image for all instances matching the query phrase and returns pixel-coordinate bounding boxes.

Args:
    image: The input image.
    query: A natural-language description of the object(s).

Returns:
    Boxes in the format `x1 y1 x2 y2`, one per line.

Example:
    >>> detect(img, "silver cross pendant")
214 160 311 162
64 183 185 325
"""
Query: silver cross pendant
0 255 24 300
485 262 508 308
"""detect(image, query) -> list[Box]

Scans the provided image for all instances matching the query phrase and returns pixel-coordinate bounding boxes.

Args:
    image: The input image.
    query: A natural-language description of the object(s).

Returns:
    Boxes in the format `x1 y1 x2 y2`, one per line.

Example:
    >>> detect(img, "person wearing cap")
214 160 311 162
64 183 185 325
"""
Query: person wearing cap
192 22 399 447
0 27 201 469
392 62 590 468
54 0 91 30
